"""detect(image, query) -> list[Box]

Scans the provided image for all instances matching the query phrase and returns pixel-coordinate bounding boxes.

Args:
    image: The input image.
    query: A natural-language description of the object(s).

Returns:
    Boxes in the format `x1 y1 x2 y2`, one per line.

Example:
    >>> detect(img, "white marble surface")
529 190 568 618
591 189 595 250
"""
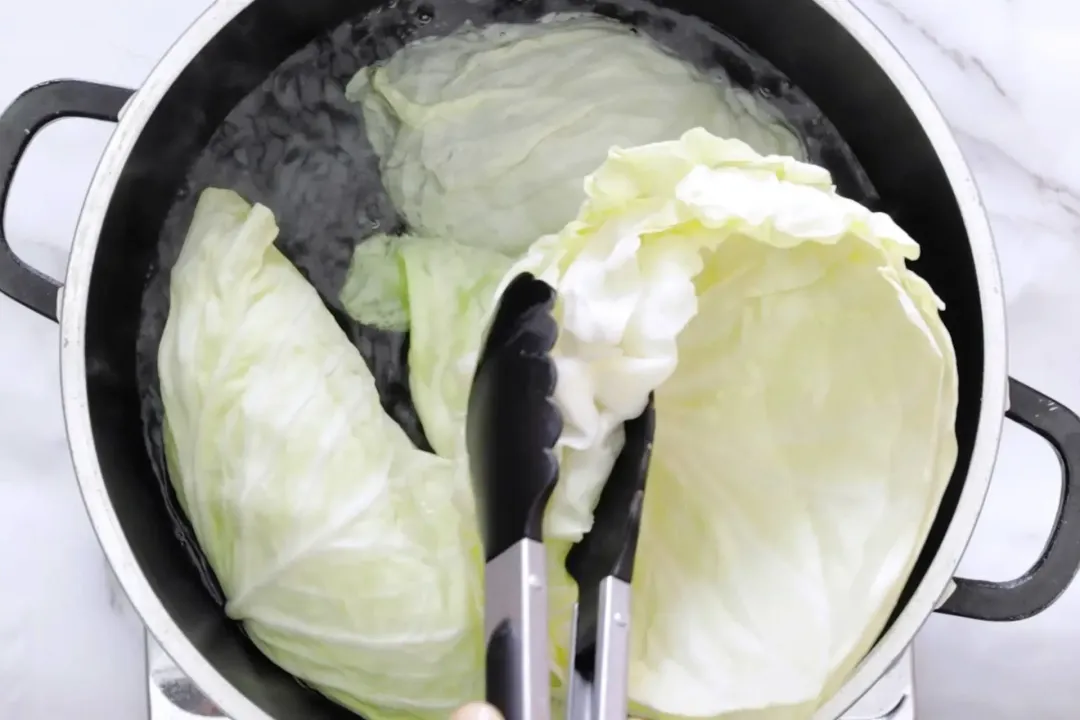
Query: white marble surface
1 0 1079 718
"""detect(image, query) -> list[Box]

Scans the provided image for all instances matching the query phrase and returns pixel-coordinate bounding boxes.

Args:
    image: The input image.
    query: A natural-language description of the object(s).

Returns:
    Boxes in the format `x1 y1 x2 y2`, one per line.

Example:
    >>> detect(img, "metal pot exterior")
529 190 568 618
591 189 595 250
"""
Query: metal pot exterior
0 0 1076 718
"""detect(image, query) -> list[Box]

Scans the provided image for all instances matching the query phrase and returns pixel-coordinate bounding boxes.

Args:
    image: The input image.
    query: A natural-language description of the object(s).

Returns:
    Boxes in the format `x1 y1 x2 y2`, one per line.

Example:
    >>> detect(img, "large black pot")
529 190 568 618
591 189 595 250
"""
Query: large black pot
2 0 1080 718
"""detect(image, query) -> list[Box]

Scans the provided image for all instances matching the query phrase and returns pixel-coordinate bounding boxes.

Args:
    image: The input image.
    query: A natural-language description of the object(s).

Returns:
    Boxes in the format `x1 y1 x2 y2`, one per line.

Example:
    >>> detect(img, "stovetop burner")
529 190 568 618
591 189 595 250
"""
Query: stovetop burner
147 633 916 719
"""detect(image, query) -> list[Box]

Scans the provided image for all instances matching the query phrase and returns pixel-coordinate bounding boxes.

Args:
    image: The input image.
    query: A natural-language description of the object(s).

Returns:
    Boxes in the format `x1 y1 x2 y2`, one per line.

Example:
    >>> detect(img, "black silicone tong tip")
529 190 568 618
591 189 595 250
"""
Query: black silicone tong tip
467 273 565 562
565 394 656 666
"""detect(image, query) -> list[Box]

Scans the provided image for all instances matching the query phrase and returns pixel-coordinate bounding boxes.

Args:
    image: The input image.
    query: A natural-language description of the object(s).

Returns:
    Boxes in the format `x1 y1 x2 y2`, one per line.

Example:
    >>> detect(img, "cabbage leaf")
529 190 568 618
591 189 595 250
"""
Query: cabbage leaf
347 13 805 256
158 189 485 720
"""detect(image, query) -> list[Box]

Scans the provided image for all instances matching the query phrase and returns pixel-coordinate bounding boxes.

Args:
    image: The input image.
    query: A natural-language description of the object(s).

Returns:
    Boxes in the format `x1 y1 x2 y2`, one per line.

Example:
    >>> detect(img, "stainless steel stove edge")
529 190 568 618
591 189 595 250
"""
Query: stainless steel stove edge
146 635 916 720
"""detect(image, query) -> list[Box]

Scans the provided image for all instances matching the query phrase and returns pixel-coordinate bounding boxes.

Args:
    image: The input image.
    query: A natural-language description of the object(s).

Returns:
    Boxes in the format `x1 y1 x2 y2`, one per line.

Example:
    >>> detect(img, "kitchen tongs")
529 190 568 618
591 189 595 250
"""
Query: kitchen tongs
466 272 655 720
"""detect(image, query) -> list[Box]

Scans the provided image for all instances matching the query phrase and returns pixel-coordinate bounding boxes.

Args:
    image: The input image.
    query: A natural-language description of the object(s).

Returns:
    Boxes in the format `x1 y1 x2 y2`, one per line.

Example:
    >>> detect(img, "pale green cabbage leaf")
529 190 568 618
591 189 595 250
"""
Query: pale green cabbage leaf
158 189 486 720
342 128 958 719
347 13 805 256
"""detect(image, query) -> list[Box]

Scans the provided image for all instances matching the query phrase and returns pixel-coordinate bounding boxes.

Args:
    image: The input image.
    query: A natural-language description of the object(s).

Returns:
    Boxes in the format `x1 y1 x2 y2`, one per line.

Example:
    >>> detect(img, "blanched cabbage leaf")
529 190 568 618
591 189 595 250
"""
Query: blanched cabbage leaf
343 234 516 457
552 132 958 718
347 13 805 255
158 189 485 720
342 128 958 719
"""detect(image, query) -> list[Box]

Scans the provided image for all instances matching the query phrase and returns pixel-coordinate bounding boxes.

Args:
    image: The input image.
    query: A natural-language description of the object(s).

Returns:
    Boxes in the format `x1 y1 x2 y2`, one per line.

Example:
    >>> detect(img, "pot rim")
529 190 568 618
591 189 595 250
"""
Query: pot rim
808 4 1006 715
57 0 1008 717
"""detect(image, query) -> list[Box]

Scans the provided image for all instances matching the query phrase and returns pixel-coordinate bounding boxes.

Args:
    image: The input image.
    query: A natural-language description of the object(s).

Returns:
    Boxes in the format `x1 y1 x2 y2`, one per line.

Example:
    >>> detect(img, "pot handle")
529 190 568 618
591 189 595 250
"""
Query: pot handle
938 377 1080 621
0 79 134 322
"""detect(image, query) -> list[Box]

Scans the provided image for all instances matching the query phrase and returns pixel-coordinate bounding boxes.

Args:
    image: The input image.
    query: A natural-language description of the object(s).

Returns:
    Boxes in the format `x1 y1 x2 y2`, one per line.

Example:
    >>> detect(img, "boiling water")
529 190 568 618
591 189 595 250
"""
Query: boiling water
136 0 879 605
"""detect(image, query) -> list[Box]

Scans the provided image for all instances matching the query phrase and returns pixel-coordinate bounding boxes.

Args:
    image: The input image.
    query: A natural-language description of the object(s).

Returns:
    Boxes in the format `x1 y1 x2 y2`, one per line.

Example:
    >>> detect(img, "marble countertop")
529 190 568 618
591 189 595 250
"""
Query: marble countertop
1 0 1078 718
